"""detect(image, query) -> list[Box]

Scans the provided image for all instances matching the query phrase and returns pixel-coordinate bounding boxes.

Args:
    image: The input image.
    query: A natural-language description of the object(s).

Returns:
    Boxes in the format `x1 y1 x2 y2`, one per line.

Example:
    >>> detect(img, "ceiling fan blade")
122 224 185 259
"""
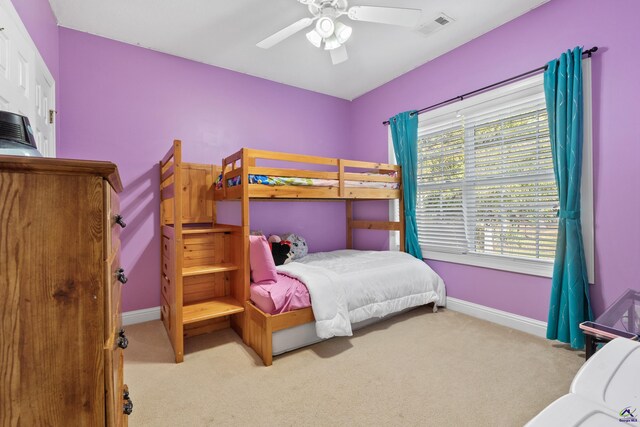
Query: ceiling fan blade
330 44 348 65
347 6 422 27
256 17 313 49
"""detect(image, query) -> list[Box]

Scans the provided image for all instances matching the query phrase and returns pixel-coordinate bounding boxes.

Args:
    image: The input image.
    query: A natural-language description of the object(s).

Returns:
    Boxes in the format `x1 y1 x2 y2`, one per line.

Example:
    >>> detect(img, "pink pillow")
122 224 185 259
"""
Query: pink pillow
249 235 277 284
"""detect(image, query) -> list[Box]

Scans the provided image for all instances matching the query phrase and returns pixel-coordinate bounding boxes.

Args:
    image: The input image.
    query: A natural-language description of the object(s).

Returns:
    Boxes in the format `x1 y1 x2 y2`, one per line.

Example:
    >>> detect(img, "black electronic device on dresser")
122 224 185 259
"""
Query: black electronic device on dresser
0 110 42 156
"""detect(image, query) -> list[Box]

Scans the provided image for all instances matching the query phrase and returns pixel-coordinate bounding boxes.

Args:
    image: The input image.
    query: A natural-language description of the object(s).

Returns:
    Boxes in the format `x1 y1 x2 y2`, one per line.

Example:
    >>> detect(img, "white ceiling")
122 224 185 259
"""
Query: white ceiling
49 0 549 100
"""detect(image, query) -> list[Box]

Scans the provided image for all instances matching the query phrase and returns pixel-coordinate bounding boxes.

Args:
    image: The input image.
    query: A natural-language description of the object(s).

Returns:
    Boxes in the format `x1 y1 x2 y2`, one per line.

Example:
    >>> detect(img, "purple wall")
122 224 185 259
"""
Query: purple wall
10 0 58 80
10 0 60 144
57 28 352 311
19 0 639 319
350 0 640 321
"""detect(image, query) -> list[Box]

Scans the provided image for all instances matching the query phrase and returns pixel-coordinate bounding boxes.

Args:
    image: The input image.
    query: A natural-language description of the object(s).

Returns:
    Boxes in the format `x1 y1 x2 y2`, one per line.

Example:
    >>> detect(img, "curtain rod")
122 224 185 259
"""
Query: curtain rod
382 46 598 126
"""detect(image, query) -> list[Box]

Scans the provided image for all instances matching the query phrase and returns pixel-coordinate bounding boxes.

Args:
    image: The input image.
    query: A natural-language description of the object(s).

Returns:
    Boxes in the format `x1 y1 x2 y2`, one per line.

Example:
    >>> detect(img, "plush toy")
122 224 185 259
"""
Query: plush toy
280 233 308 260
267 234 281 244
270 241 293 266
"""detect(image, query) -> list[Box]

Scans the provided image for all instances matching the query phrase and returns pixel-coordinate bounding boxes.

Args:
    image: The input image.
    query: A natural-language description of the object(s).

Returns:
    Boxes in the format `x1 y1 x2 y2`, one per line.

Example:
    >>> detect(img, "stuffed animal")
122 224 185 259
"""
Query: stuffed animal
280 233 308 260
270 241 293 266
267 234 281 243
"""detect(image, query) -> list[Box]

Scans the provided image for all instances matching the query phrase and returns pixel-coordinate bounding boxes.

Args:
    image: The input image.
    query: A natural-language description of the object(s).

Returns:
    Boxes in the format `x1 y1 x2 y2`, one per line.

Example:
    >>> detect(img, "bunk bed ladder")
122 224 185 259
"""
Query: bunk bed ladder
160 140 246 363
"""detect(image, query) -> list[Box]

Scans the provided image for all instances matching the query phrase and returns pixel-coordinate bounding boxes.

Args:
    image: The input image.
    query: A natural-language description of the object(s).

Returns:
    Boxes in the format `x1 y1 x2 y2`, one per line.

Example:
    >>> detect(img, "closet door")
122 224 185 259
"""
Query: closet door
0 8 32 117
0 0 56 156
33 62 55 157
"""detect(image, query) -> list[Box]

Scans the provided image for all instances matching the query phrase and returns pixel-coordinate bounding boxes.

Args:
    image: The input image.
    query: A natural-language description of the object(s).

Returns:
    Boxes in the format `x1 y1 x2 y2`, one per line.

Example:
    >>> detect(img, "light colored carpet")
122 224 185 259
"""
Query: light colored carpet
124 307 583 427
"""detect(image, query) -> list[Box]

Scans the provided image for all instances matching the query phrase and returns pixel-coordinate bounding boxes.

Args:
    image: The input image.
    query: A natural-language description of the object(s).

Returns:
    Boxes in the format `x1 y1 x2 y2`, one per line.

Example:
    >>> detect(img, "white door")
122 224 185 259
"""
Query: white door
0 0 56 156
34 62 55 157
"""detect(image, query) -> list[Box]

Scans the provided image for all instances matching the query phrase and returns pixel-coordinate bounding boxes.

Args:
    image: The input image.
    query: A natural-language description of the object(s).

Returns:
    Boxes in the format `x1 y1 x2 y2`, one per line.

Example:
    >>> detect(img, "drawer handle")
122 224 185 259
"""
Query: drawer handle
114 214 127 228
123 398 133 415
116 268 128 284
117 329 129 349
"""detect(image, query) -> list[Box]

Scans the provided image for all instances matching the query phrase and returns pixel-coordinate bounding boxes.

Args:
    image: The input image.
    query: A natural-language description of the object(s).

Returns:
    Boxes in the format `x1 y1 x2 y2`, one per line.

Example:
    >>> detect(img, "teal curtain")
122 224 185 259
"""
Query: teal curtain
390 111 423 259
544 47 593 349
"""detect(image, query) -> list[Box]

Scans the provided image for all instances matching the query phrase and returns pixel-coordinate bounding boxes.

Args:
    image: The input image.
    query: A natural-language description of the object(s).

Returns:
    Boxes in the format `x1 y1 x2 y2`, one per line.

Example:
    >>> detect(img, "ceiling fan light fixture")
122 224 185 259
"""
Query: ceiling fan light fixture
315 16 335 38
256 1 424 66
306 29 323 48
324 35 341 51
334 21 352 44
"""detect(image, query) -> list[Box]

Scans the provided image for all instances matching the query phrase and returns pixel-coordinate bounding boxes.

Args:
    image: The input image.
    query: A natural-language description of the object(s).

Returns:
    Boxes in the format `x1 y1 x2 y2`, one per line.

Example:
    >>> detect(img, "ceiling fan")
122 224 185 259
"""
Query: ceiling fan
256 0 422 65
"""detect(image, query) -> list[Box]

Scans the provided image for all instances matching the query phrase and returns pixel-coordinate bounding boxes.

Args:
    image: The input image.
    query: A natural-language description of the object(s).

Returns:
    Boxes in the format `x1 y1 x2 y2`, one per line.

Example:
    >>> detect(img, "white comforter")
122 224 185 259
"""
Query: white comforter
276 250 446 339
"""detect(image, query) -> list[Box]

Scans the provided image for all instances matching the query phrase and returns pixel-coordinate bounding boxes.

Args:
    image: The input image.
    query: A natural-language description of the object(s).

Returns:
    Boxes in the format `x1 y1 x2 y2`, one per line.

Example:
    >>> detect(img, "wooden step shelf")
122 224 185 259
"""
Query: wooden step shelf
182 226 235 235
182 263 238 277
182 296 245 324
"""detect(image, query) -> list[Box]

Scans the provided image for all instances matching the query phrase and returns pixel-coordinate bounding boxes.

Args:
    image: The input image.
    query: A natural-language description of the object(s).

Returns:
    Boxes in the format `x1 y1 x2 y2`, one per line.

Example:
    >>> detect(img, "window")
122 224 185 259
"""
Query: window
390 69 594 280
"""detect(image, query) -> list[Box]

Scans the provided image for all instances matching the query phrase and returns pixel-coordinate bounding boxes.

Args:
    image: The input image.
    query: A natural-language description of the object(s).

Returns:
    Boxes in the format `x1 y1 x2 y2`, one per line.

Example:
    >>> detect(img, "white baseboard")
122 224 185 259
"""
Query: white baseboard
122 306 161 326
445 297 547 338
122 300 548 337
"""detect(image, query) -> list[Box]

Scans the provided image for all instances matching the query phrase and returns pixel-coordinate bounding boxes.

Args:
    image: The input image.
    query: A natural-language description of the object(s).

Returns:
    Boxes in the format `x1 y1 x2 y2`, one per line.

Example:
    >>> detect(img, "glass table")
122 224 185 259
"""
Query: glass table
580 289 640 360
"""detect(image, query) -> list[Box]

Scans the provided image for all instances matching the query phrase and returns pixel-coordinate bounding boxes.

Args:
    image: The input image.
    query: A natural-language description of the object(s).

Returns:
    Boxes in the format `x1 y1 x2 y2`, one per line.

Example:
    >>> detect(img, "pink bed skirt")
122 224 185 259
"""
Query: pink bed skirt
250 273 311 315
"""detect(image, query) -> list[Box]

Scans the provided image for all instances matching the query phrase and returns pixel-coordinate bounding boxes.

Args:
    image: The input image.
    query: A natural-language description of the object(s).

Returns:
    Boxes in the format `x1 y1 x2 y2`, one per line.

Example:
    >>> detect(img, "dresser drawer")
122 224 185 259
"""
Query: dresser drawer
105 183 124 258
105 346 128 427
105 248 124 341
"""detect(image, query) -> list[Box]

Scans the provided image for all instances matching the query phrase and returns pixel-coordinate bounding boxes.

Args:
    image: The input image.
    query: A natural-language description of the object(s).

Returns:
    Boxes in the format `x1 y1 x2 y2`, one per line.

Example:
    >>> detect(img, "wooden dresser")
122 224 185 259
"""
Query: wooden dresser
0 156 131 426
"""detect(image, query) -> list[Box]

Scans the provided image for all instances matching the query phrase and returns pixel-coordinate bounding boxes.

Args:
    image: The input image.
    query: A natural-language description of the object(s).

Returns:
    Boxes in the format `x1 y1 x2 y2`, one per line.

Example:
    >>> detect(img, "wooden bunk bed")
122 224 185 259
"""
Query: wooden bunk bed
159 141 407 364
213 147 406 366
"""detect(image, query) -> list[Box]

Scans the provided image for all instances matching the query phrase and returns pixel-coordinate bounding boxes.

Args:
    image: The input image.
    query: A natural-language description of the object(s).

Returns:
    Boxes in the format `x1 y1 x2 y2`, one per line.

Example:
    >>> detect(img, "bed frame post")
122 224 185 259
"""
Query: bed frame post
173 140 185 362
346 200 353 249
338 159 345 198
159 140 185 363
244 302 273 366
234 149 251 339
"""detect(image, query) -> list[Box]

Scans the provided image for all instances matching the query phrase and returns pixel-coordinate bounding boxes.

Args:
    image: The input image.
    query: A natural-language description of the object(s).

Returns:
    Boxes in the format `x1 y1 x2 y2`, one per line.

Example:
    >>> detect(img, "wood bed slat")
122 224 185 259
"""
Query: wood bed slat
249 167 340 180
342 172 399 183
160 174 174 189
222 149 243 166
341 159 400 171
215 187 400 200
350 220 402 231
246 148 339 166
271 307 315 332
161 182 175 200
248 185 339 199
160 141 179 166
214 185 242 200
161 164 175 182
223 167 243 180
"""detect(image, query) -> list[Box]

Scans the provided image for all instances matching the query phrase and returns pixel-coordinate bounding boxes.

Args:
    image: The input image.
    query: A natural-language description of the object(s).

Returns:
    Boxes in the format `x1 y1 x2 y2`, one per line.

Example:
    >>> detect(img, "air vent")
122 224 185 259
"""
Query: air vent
417 13 455 36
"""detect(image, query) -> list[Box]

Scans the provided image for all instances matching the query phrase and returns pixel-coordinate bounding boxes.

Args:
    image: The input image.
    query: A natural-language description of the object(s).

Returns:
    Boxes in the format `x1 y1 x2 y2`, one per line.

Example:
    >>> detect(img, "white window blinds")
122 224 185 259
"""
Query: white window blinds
416 75 558 266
